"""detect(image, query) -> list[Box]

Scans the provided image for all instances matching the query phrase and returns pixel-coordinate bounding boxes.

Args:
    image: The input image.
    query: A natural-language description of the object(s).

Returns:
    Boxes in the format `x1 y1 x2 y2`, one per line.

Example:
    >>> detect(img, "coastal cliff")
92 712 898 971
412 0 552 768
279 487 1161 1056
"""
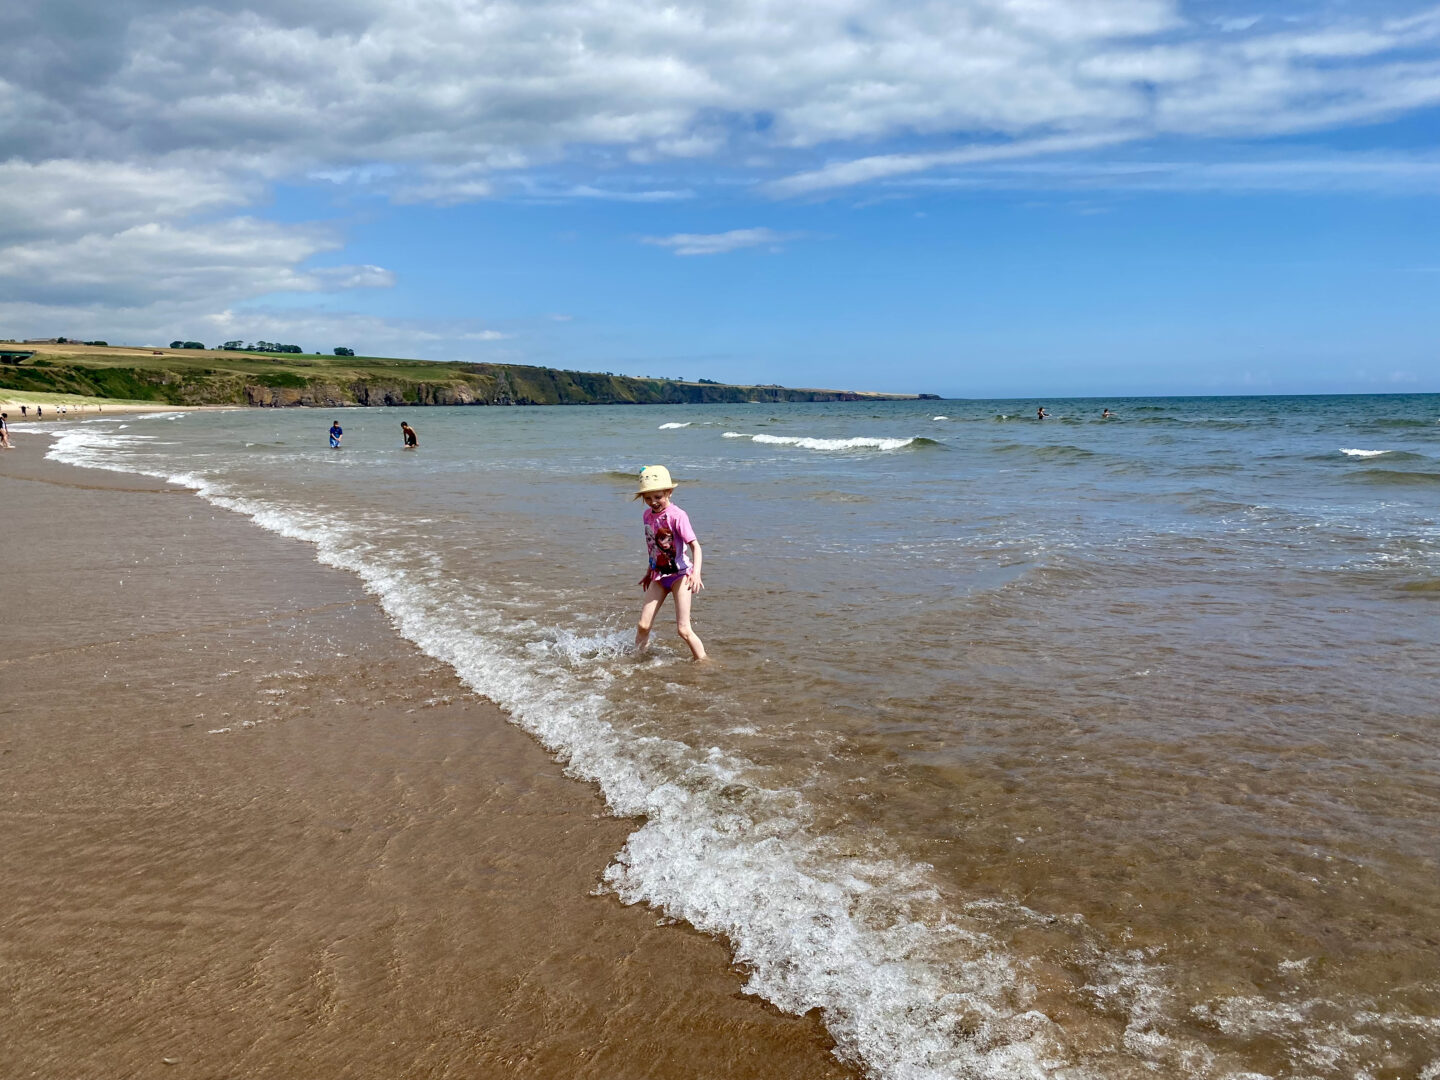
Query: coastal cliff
0 345 926 407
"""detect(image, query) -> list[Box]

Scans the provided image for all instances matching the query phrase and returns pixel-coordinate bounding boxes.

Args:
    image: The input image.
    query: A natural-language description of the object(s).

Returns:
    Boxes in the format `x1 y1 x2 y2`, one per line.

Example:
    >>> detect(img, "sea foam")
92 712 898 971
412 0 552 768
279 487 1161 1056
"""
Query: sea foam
723 432 919 451
658 422 691 429
1340 448 1390 458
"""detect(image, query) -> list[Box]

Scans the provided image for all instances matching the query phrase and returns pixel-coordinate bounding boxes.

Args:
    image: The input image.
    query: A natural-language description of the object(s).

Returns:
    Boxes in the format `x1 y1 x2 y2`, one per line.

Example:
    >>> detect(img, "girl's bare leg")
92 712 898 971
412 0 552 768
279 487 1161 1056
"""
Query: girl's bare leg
672 579 707 661
635 580 668 652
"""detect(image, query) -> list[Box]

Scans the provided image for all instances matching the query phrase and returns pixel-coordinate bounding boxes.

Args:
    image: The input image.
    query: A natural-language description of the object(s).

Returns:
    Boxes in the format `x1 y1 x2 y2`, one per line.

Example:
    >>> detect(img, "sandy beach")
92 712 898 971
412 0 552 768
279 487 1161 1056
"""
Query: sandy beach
0 435 852 1080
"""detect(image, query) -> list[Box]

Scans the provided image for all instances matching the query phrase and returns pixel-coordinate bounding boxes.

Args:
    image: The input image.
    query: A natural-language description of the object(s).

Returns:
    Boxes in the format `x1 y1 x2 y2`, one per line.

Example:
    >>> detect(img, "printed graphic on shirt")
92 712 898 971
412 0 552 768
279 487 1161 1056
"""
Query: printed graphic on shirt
644 504 696 577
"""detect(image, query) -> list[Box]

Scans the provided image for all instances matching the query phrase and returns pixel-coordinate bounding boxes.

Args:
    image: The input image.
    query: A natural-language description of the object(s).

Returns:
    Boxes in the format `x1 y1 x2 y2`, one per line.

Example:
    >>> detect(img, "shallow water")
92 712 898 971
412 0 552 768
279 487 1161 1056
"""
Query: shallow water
41 394 1440 1079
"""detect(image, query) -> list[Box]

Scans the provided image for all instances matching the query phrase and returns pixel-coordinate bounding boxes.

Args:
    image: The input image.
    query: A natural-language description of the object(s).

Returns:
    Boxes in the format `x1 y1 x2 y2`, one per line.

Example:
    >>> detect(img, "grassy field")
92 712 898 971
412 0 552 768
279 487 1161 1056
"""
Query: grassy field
0 387 161 410
0 344 919 407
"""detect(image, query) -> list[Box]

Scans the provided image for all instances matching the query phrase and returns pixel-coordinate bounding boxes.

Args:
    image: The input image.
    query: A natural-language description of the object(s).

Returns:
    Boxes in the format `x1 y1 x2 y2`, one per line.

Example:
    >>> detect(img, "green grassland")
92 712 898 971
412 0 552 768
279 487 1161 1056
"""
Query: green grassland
0 344 920 407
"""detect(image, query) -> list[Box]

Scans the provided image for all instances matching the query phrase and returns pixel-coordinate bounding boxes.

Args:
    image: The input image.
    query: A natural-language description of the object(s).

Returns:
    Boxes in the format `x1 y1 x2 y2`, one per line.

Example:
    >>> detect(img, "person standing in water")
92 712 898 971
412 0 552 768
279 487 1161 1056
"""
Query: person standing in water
0 413 11 448
1036 406 1048 420
1102 408 1111 419
633 465 706 661
328 420 343 449
400 421 418 448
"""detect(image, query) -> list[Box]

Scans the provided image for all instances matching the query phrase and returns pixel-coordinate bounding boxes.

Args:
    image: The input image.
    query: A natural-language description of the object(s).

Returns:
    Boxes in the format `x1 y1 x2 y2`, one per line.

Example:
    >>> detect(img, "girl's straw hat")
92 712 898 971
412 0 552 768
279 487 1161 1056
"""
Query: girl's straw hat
634 464 676 496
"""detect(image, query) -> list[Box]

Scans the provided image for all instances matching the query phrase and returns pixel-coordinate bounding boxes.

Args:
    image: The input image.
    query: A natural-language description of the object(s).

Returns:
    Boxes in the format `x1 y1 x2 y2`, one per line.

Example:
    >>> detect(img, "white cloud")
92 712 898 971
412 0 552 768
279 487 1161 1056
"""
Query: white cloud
4 1 1440 338
767 132 1135 197
192 308 514 358
1216 16 1264 33
0 160 256 244
7 1 1440 192
640 227 803 255
882 152 1440 195
309 264 398 289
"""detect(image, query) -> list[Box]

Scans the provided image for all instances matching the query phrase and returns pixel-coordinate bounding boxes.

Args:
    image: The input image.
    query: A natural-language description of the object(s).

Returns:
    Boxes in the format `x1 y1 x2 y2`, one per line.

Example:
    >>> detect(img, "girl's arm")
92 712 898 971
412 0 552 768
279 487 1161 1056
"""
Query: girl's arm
687 541 704 590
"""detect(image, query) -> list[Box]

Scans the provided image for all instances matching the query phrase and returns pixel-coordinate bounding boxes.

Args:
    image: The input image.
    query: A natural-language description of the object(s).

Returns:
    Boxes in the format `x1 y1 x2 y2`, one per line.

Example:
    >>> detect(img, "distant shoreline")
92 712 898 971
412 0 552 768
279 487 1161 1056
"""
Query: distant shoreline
0 343 930 409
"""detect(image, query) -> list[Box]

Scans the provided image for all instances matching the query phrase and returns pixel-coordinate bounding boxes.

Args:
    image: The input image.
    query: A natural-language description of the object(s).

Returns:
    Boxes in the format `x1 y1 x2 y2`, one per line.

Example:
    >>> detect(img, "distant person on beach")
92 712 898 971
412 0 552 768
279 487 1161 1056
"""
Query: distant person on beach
633 465 707 661
328 420 343 449
19 405 26 417
400 421 418 448
1037 406 1048 420
36 406 42 420
0 413 10 448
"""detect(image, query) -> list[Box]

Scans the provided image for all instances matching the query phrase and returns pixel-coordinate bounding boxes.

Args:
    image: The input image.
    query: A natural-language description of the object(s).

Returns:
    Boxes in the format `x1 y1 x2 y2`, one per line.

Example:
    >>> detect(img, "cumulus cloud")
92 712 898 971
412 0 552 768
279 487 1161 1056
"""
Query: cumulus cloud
640 227 803 255
3 0 1440 342
6 1 1440 188
0 158 394 316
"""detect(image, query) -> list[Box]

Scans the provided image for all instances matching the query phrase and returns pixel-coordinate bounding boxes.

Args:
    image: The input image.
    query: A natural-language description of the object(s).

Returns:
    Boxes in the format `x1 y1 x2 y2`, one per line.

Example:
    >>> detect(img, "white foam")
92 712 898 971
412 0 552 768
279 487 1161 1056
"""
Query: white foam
932 416 949 421
1340 448 1389 458
658 422 691 429
723 431 918 452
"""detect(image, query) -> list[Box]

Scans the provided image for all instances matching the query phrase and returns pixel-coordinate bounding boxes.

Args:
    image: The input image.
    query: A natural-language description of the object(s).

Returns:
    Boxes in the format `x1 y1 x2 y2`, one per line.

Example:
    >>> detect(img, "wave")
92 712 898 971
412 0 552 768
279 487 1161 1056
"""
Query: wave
722 432 936 452
1339 448 1425 461
657 422 691 429
994 442 1097 463
1351 468 1440 486
931 416 949 421
1368 418 1437 429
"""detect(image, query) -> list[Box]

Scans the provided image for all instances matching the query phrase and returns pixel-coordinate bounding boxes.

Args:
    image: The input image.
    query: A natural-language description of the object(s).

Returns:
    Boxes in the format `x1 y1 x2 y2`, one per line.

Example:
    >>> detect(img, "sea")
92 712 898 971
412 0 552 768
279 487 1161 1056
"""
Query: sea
42 394 1440 1080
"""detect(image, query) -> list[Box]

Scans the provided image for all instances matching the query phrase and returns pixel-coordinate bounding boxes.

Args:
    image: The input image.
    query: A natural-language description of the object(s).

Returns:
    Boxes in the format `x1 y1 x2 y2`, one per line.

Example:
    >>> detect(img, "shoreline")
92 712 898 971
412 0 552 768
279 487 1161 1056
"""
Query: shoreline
0 435 853 1079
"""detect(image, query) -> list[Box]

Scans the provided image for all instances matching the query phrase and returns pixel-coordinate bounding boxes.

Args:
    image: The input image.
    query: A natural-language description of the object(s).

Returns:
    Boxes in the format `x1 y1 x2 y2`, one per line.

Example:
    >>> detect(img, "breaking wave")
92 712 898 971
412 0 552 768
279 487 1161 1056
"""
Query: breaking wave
722 432 936 452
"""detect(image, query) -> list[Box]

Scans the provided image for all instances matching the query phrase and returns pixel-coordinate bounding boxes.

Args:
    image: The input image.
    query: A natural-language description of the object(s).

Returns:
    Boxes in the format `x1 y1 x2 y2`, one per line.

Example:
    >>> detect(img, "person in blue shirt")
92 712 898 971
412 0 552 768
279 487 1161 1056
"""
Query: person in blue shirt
328 420 343 448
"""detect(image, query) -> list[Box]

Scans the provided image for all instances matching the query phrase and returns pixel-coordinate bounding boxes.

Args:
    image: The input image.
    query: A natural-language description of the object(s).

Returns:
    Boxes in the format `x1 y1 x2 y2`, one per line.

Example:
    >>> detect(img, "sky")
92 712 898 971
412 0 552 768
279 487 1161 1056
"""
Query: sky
1 0 1438 397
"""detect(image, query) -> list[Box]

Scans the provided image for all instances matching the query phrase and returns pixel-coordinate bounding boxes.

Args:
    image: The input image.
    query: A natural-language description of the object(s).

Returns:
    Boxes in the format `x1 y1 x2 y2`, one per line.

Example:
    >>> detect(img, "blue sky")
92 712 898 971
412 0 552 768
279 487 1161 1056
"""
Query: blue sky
2 0 1437 396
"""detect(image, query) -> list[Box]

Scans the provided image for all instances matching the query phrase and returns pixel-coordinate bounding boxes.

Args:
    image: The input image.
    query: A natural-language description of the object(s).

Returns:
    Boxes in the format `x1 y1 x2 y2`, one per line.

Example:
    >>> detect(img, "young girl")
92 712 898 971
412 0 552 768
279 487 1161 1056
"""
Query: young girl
633 465 706 661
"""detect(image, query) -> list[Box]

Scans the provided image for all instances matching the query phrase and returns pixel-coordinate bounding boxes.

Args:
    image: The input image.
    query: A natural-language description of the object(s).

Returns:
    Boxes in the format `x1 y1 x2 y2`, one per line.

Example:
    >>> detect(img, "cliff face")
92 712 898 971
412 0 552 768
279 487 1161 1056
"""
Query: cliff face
2 354 917 407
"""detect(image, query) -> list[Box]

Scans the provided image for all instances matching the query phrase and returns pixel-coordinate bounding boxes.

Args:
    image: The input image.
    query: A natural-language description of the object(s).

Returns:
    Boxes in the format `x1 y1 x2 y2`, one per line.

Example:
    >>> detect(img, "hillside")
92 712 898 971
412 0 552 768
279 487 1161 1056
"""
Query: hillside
0 344 926 407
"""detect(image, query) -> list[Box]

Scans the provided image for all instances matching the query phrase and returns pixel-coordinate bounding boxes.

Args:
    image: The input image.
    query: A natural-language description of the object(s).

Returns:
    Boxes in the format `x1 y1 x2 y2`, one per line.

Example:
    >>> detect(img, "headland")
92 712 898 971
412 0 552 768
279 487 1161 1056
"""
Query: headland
0 342 930 408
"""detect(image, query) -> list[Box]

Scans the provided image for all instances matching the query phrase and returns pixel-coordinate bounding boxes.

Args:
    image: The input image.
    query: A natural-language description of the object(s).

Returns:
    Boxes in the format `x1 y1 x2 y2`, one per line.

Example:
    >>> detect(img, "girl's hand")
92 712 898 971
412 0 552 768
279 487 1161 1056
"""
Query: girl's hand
688 571 704 592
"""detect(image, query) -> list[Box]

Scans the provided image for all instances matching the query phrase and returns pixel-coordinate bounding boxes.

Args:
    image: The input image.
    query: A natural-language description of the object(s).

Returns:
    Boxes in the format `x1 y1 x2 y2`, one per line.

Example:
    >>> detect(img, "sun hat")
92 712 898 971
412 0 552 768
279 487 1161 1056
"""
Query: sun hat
634 464 676 497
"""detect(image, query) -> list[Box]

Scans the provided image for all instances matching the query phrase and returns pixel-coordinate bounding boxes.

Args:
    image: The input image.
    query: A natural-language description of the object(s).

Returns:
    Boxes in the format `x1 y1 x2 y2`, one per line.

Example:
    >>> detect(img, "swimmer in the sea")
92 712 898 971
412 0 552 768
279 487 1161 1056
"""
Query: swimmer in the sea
328 420 343 448
1036 406 1048 420
400 421 418 448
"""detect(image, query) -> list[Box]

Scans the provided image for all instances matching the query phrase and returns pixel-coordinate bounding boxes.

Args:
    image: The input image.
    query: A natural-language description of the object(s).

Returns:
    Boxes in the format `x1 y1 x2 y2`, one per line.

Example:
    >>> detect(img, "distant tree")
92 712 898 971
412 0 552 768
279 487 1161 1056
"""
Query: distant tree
170 340 184 348
182 341 205 349
221 340 243 350
56 337 69 343
333 346 355 356
85 340 108 347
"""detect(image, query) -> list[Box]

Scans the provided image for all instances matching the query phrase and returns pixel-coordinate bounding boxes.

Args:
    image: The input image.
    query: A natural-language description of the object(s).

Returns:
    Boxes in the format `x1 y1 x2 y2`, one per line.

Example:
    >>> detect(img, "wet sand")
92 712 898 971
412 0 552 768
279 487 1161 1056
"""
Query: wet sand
0 438 852 1080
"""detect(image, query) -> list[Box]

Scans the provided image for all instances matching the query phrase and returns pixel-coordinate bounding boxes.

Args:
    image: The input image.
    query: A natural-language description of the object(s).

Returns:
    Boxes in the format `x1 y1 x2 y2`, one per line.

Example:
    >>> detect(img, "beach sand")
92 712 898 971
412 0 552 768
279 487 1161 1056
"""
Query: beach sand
0 393 201 416
0 437 852 1079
